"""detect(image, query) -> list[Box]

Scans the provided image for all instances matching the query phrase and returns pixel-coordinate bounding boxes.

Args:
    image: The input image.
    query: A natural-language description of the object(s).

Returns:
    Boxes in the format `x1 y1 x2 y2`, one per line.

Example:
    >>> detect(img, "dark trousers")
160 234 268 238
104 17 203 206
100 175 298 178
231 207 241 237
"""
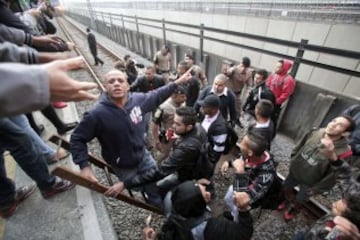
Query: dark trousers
91 50 103 65
0 118 55 205
271 104 282 136
26 105 67 134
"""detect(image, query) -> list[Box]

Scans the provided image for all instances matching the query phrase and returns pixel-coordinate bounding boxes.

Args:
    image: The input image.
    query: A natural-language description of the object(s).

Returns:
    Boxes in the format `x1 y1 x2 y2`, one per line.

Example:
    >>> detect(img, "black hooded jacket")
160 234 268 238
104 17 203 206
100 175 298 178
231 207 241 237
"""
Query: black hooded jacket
157 181 254 240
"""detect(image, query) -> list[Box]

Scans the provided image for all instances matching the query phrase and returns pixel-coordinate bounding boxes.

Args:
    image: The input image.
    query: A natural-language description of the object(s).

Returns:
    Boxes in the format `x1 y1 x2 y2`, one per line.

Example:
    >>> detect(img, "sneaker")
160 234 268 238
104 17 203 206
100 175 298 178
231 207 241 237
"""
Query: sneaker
284 207 300 221
0 184 36 218
52 101 68 109
41 177 75 199
47 148 70 165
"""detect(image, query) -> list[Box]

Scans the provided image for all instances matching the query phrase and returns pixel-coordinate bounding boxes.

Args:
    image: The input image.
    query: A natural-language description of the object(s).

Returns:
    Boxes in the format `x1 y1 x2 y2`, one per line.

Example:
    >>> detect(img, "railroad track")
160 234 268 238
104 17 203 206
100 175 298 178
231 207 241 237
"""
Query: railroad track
54 15 331 239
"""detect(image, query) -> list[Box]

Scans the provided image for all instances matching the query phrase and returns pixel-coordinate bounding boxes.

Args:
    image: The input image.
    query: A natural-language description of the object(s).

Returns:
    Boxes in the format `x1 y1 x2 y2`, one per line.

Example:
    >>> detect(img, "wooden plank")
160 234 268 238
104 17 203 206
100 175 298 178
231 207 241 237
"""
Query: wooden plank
52 166 163 215
48 135 115 174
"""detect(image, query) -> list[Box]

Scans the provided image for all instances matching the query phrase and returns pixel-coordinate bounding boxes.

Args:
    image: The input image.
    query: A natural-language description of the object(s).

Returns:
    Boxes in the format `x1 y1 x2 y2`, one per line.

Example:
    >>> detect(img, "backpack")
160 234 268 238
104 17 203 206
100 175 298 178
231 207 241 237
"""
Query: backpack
223 124 239 154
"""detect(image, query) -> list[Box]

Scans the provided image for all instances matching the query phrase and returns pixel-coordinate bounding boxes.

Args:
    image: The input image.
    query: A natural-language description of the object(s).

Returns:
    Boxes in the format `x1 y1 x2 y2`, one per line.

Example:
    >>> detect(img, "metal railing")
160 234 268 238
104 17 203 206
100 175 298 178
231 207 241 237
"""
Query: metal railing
70 1 360 23
66 8 360 80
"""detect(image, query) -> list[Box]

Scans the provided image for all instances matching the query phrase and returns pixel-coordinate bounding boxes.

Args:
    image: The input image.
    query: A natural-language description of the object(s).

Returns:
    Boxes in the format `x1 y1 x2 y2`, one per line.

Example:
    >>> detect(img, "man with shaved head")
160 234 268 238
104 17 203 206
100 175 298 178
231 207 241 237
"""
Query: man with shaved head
195 73 237 127
70 69 192 207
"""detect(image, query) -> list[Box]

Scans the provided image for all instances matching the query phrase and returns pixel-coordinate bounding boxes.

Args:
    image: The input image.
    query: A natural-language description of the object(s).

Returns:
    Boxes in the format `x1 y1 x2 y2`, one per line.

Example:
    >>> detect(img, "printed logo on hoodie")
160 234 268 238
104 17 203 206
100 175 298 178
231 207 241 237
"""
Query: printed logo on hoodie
130 106 143 124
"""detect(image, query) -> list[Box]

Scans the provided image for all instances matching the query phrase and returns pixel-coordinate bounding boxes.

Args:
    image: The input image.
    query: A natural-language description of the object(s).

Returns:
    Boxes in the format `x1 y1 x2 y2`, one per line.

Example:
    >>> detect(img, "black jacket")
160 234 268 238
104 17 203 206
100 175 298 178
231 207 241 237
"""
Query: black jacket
0 0 32 33
87 32 97 54
195 86 237 125
124 125 207 188
243 82 275 116
130 75 165 93
250 121 275 149
184 76 200 107
207 113 228 163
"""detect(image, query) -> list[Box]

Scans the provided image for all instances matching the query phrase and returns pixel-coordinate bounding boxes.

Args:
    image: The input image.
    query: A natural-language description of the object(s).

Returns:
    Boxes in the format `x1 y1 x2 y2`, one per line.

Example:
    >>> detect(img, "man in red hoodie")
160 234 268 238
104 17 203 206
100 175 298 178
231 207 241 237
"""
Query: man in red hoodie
266 59 296 131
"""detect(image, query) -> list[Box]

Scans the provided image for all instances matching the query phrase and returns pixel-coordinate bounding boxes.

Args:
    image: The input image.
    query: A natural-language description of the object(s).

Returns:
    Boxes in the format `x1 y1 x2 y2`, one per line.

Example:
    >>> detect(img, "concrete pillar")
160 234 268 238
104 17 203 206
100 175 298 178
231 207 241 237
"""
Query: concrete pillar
202 54 209 82
171 44 179 71
155 38 162 53
151 37 157 59
140 33 146 57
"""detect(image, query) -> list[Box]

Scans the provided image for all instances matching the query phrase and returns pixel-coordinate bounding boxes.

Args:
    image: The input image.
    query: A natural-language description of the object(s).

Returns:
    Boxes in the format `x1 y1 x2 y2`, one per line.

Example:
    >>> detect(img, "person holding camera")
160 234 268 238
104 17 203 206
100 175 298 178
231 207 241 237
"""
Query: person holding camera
152 86 187 161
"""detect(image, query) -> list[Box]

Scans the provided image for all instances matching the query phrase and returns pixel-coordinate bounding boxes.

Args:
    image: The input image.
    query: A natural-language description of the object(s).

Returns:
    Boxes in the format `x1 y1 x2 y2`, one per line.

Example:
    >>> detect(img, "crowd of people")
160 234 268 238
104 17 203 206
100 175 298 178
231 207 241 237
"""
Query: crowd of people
0 1 359 239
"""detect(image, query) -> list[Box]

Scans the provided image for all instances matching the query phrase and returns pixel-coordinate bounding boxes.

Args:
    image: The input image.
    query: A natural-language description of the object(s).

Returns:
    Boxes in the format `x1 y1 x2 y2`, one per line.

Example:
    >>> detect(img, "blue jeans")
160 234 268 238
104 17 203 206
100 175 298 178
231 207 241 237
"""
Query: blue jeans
9 115 55 159
113 150 163 208
0 118 55 206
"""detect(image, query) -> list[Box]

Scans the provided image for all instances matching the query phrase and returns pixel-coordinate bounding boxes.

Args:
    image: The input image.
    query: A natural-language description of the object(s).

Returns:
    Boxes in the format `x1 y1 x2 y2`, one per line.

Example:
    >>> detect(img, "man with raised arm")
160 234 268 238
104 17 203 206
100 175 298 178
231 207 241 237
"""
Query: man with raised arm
70 69 192 207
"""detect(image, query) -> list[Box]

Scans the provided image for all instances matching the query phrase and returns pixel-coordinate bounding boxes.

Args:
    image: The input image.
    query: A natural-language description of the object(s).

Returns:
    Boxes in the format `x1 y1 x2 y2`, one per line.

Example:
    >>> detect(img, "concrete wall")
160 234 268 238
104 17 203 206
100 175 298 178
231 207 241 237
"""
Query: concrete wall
67 6 360 98
280 81 360 141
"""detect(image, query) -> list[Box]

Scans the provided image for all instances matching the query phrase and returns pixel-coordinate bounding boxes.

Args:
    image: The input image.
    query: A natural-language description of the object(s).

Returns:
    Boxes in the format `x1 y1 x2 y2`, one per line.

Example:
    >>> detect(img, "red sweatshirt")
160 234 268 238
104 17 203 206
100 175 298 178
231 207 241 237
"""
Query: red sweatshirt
266 60 296 105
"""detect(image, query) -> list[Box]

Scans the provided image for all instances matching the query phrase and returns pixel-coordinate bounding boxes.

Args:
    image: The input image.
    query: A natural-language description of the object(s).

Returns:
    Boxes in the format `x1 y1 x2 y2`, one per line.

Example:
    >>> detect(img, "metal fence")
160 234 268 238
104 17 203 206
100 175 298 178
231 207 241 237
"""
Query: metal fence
71 1 360 23
66 8 360 81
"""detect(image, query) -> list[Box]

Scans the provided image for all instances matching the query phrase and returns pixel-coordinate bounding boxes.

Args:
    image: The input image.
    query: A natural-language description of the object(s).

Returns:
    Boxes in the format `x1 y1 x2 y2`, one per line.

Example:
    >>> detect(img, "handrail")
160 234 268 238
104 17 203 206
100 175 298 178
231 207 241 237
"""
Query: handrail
74 8 360 60
66 8 360 78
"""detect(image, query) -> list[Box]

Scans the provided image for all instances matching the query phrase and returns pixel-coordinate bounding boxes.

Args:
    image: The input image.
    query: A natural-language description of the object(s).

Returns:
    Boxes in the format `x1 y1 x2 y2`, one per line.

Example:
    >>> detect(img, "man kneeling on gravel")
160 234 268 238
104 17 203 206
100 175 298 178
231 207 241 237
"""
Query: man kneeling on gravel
70 69 192 208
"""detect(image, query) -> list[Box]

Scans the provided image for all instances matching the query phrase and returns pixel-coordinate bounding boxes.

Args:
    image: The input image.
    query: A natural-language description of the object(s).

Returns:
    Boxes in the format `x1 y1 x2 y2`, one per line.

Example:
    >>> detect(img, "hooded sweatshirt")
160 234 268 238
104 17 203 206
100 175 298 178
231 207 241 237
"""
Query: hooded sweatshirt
266 59 296 106
70 83 178 170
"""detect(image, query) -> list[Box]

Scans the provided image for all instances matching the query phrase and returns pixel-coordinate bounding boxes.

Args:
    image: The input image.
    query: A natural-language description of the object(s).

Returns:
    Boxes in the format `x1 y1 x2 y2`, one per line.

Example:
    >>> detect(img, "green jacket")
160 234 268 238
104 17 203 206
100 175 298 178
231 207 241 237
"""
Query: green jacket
289 128 352 192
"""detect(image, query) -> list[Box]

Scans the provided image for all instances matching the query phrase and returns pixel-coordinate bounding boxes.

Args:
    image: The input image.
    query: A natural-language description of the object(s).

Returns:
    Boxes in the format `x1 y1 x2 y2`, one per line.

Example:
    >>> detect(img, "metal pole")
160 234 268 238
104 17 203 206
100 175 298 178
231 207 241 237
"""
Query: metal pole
86 0 95 29
135 15 141 53
200 23 204 63
291 38 308 78
162 18 166 45
109 14 114 41
121 14 129 48
101 12 107 37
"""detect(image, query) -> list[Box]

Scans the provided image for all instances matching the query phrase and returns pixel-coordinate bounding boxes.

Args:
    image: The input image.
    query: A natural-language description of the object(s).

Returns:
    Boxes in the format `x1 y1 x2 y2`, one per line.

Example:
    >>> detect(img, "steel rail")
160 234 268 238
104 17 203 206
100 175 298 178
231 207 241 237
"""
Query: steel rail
56 17 105 92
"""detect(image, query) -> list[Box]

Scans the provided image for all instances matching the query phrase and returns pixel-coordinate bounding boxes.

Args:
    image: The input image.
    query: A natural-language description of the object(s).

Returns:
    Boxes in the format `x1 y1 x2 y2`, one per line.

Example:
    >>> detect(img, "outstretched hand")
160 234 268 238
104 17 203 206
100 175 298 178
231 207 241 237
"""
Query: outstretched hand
174 67 193 85
44 56 99 102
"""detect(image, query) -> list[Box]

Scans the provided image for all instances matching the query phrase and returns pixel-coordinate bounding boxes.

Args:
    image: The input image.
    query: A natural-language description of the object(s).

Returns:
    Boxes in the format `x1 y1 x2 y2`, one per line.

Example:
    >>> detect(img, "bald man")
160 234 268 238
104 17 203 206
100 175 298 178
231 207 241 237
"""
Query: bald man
70 69 192 207
195 73 237 127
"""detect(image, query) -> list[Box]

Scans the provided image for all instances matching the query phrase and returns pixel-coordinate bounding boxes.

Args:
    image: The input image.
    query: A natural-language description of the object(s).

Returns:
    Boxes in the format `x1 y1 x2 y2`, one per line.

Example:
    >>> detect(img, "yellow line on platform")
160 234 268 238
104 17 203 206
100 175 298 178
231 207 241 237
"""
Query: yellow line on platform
0 153 17 240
